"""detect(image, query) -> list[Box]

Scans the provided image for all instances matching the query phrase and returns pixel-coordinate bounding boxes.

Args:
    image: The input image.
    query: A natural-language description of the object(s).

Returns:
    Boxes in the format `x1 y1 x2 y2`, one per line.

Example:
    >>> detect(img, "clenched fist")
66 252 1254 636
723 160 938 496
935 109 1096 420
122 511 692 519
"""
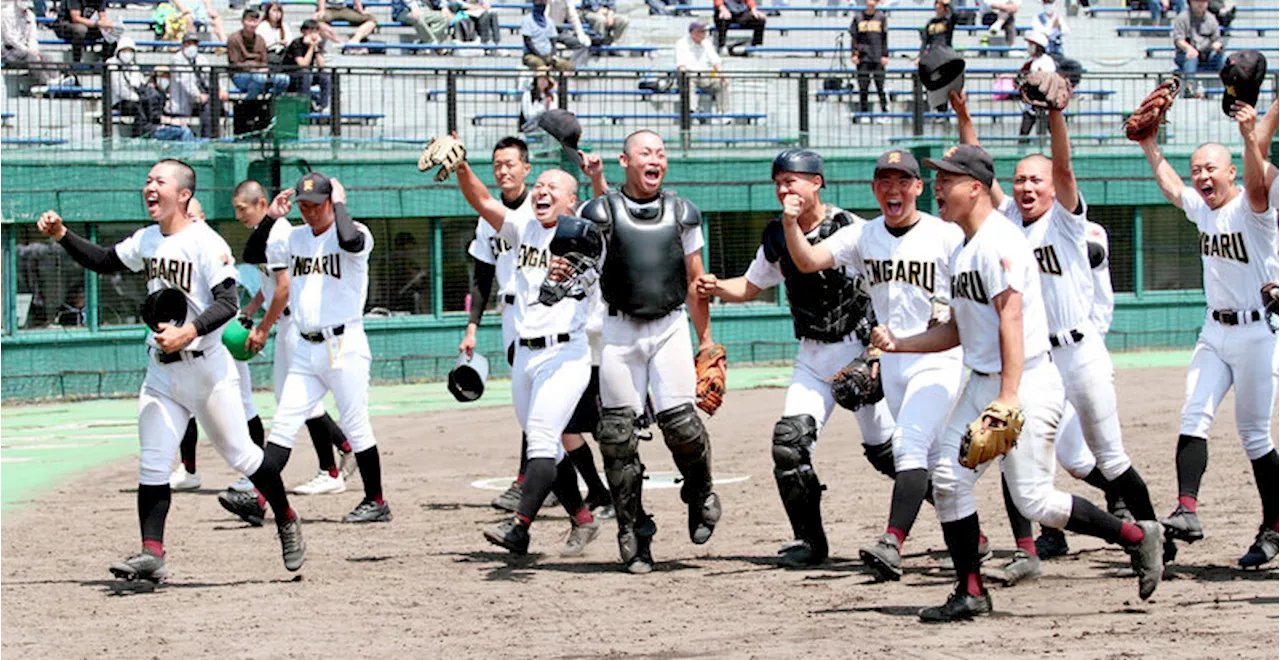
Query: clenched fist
37 210 67 240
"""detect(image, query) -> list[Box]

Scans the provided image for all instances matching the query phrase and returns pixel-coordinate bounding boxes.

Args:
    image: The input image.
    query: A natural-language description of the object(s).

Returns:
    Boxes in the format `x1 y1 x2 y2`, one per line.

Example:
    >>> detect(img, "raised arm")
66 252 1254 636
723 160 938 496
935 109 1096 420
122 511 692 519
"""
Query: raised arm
327 178 366 253
1255 99 1278 188
1048 107 1079 213
950 89 1005 205
455 160 508 230
37 211 128 274
1139 136 1186 208
780 199 836 273
1235 102 1270 213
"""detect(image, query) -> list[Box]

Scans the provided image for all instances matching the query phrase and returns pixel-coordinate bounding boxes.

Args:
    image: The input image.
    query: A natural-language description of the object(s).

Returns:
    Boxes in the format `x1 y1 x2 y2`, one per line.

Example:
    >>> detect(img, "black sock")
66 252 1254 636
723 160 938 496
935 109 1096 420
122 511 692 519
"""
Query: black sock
552 458 587 517
1002 473 1034 541
263 442 293 473
1064 495 1125 546
1251 450 1279 529
138 483 171 544
518 433 529 478
1109 466 1157 522
941 513 983 596
568 444 608 500
322 413 350 450
354 446 383 503
1175 435 1208 499
887 468 929 537
863 442 896 479
305 416 338 473
180 419 198 473
248 450 293 524
247 415 265 448
516 457 556 523
1082 467 1109 492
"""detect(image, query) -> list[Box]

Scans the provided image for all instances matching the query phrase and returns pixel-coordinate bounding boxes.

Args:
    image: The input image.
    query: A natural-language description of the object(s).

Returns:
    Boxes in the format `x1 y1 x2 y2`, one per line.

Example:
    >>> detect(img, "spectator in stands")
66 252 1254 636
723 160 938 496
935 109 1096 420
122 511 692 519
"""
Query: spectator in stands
147 66 198 141
1019 29 1055 141
978 0 1019 45
1147 0 1185 22
582 0 629 45
521 0 575 70
313 0 377 48
257 2 293 57
713 0 766 55
544 0 590 66
1172 0 1224 96
53 0 115 63
1207 0 1233 28
391 0 450 46
107 37 149 135
1032 0 1066 56
519 67 557 132
228 8 291 100
170 31 227 138
851 0 889 123
172 0 227 44
647 0 690 16
450 0 502 45
920 0 957 55
676 21 731 121
2 0 57 85
285 19 331 112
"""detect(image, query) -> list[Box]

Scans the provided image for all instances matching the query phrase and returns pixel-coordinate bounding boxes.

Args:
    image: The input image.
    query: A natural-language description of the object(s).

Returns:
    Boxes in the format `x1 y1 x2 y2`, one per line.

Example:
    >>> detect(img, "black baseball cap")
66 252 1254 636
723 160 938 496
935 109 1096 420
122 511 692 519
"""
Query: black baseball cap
1220 49 1268 117
537 109 584 172
923 144 995 188
301 18 320 30
295 172 332 203
875 149 921 179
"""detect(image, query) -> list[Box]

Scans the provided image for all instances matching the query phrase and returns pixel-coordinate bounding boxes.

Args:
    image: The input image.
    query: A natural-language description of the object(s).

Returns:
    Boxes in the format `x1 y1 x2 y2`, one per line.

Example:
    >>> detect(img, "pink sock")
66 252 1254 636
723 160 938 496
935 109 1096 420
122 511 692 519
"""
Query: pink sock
143 539 164 558
255 492 267 509
964 572 983 597
573 506 594 526
516 514 532 527
1119 521 1144 546
886 526 906 548
327 466 340 479
1178 495 1197 513
1016 537 1038 557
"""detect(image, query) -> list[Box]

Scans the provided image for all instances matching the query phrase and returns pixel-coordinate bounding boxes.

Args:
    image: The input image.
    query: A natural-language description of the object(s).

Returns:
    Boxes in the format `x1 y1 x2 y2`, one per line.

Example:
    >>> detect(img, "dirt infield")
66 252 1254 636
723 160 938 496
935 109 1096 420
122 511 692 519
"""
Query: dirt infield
3 366 1277 659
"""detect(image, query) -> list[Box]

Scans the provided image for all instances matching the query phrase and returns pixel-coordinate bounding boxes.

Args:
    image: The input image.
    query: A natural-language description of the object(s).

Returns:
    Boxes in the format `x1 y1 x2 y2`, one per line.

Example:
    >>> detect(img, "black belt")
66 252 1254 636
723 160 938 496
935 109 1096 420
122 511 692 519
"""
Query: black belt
518 333 571 349
155 349 204 365
502 294 515 305
1212 309 1263 326
1049 329 1084 348
300 324 345 343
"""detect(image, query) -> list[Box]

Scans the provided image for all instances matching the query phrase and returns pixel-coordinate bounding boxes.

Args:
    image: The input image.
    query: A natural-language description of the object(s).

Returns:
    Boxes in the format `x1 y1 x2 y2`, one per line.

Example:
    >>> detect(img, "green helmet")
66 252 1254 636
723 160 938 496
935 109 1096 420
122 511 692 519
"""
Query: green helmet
222 317 259 361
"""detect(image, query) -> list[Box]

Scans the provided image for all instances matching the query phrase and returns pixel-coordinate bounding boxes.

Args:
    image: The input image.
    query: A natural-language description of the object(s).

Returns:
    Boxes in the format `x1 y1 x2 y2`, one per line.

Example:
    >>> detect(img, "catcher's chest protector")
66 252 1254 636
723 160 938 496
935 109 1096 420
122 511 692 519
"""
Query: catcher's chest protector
762 207 865 342
598 192 690 320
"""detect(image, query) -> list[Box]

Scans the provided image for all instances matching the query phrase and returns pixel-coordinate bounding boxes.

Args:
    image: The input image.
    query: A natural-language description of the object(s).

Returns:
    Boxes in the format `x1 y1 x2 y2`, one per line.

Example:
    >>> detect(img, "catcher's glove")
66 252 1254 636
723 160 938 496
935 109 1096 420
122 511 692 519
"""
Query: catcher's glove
1124 79 1181 142
958 400 1025 469
695 343 728 416
830 350 884 412
1017 70 1073 111
1263 282 1279 315
418 136 467 182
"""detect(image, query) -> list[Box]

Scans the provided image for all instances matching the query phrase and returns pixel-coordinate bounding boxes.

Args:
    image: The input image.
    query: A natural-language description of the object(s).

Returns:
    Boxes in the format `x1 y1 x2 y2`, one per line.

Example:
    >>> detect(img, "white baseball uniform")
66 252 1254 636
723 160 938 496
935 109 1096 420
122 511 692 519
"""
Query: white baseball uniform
266 218 378 454
930 211 1072 530
1056 221 1114 480
999 195 1134 482
1177 187 1279 460
495 208 594 461
822 212 965 471
114 223 264 486
468 194 528 353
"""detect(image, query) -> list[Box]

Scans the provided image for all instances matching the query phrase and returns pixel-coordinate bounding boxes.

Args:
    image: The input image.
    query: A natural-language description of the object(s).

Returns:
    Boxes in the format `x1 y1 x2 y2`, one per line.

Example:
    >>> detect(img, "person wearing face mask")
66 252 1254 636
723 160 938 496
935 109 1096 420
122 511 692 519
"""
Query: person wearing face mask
107 37 149 136
521 0 573 70
2 0 58 85
1031 0 1067 57
144 67 197 142
169 31 228 138
1017 30 1056 143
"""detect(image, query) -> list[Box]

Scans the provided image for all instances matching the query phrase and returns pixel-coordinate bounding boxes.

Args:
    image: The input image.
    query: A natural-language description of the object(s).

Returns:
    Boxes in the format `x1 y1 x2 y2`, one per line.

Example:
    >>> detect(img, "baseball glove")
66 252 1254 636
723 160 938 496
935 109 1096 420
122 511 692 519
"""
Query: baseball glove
1124 79 1181 142
695 343 728 416
958 400 1026 469
1263 282 1279 315
1017 70 1073 111
830 350 884 412
418 136 467 182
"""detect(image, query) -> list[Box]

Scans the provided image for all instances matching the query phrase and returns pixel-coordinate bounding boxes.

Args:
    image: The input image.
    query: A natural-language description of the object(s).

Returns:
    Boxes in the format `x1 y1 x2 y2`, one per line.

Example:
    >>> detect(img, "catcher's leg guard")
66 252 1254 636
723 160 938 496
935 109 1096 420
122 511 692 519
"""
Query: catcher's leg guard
864 441 897 479
773 414 828 565
657 403 722 544
597 407 646 562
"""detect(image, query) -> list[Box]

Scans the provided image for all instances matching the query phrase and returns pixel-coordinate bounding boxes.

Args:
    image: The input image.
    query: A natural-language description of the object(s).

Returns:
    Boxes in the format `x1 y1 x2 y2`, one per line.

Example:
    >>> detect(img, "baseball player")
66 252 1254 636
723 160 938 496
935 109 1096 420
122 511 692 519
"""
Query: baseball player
771 149 965 579
578 130 723 574
218 172 392 526
1137 103 1278 568
872 145 1162 621
36 159 304 581
461 137 613 518
951 89 1160 584
693 148 898 569
447 146 604 556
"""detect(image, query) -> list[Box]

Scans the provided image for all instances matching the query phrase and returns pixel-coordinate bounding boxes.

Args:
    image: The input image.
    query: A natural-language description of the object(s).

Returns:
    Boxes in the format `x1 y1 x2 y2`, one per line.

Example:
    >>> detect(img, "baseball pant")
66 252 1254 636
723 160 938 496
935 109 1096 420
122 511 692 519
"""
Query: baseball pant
273 315 330 419
1053 329 1132 480
880 349 964 472
931 358 1073 529
599 308 697 415
268 323 376 453
512 333 592 461
1055 402 1097 480
1180 313 1278 460
138 346 263 486
784 335 894 453
236 360 259 420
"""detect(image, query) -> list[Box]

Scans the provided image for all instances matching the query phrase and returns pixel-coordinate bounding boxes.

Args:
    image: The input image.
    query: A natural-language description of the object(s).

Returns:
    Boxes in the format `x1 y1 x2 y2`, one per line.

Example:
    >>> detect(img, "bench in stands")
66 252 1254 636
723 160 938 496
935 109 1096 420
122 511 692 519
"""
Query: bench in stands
301 112 385 125
2 137 68 145
746 44 1017 56
1146 45 1279 57
471 111 764 125
1118 24 1279 37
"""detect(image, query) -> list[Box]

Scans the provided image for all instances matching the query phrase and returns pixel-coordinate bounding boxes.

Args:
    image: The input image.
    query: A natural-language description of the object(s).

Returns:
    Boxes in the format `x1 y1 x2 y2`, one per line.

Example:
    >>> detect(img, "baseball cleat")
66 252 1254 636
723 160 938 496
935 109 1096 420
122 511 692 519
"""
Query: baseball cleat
778 538 828 568
337 449 358 480
1108 496 1134 523
343 499 392 523
918 589 993 623
1161 505 1204 542
1035 527 1070 559
491 481 523 512
687 491 721 545
543 491 559 509
1238 526 1279 568
278 517 306 572
586 491 615 521
109 549 170 582
218 489 266 527
227 475 256 493
292 471 346 496
483 518 530 555
622 516 657 574
1130 520 1164 601
990 549 1042 586
169 467 201 491
561 517 601 557
859 534 903 580
939 537 992 571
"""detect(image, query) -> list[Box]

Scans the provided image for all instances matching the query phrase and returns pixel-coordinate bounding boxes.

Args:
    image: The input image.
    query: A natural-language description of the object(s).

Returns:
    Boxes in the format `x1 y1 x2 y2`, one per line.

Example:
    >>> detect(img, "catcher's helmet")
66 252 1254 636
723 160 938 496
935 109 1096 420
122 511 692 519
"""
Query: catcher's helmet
771 149 825 185
549 215 603 260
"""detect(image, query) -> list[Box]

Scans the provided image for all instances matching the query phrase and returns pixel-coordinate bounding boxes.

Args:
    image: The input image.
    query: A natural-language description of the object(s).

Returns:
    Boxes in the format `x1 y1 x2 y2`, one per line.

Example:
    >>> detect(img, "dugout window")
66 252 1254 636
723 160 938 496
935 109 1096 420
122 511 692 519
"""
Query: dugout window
12 222 90 330
1086 205 1136 295
1140 205 1202 292
364 218 434 316
705 211 778 305
94 224 151 328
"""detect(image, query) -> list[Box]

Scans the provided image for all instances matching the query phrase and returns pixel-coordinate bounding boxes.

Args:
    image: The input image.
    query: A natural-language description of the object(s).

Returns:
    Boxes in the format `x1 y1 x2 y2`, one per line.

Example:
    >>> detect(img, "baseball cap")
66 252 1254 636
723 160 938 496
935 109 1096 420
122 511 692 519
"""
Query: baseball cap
1220 49 1268 117
537 109 584 172
923 144 995 188
183 32 205 43
874 149 921 179
301 18 320 30
918 45 966 109
295 172 333 203
689 21 707 32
